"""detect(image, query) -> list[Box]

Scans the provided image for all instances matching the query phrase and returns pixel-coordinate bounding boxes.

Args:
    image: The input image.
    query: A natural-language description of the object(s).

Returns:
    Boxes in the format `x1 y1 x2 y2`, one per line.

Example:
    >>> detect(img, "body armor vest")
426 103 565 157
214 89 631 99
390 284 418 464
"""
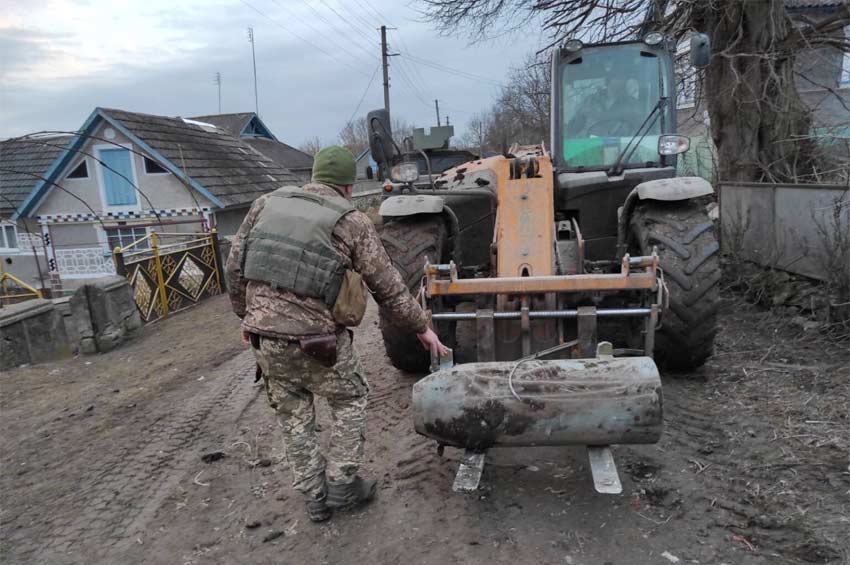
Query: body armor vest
243 187 355 307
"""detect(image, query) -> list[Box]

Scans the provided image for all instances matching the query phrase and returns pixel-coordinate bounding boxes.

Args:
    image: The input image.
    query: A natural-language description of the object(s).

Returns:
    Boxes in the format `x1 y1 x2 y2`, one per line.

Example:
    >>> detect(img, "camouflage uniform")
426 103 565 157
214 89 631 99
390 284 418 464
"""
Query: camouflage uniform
226 182 428 496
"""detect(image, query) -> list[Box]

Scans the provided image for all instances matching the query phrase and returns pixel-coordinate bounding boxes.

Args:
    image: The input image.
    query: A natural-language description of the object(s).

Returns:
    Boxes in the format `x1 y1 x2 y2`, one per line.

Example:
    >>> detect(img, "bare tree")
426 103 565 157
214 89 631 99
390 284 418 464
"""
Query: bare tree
423 0 850 183
298 136 324 156
459 53 551 153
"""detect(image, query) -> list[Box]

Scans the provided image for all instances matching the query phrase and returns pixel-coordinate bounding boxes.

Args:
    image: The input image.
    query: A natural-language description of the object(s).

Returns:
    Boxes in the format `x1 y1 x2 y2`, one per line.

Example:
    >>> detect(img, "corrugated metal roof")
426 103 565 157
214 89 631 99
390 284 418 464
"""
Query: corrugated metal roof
0 135 73 214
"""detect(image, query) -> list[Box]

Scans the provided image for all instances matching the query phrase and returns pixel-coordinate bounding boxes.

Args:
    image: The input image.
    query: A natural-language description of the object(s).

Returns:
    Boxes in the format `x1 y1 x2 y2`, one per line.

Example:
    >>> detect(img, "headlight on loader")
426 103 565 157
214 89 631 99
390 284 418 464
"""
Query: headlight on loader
658 135 690 155
390 162 419 183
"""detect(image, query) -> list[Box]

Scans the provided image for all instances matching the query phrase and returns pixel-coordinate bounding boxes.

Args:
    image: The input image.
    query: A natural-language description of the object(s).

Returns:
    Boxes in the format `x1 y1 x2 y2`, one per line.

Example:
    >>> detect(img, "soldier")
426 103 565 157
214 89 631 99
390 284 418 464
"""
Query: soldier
226 146 448 523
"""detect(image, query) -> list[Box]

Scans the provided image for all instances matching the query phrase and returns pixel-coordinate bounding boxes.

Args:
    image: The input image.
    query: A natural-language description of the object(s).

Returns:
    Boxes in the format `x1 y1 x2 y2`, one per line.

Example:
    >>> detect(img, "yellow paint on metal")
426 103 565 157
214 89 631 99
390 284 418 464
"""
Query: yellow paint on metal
495 155 555 277
427 270 657 296
0 268 43 303
150 231 170 317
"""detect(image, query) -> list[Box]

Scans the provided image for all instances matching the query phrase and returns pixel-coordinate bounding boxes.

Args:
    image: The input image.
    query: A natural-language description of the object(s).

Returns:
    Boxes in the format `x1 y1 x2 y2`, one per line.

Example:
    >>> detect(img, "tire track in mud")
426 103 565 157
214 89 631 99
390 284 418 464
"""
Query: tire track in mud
659 380 848 564
3 351 258 564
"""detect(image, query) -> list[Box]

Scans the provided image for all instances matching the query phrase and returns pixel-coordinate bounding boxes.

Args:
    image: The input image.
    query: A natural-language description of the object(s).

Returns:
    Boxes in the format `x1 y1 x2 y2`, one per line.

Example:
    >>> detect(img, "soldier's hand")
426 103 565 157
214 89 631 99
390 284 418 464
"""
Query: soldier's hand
241 329 251 344
417 328 450 358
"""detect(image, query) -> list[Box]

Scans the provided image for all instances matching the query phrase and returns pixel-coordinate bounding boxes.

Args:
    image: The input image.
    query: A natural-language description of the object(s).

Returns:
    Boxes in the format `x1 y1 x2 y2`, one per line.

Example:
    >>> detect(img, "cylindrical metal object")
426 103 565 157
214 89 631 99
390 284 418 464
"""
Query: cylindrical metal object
430 308 652 321
412 357 662 449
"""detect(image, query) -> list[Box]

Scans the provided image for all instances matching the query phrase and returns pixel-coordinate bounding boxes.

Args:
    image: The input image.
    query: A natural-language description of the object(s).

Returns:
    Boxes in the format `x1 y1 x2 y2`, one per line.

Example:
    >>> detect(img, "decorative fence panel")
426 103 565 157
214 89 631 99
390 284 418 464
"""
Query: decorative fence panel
113 231 224 323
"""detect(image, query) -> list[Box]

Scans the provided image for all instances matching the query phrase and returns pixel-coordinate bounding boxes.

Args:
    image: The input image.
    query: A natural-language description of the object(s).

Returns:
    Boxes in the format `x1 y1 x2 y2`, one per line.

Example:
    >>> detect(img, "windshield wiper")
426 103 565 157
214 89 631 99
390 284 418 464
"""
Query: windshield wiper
607 97 666 176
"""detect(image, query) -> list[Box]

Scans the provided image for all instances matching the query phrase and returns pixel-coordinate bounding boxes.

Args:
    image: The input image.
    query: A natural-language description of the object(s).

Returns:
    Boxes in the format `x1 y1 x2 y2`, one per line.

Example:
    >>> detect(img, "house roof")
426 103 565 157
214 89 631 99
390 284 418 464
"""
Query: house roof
14 108 300 218
244 137 314 171
189 113 255 138
99 108 299 209
0 135 73 215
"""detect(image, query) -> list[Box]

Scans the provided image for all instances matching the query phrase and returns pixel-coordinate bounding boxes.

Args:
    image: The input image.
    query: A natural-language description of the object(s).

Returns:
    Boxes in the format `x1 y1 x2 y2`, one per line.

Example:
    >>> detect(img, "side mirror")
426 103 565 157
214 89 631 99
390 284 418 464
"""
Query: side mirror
367 109 395 166
690 33 711 68
365 165 373 180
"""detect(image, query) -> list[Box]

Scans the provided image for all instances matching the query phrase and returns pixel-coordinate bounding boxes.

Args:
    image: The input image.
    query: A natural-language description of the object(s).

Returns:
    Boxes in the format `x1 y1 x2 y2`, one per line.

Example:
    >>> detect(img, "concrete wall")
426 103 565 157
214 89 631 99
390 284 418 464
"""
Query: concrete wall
0 299 71 370
720 182 850 281
68 275 141 354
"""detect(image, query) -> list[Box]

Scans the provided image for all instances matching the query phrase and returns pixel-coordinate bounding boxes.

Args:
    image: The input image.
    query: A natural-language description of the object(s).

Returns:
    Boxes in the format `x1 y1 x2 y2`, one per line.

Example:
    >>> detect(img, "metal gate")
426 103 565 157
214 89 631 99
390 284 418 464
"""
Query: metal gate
113 230 224 323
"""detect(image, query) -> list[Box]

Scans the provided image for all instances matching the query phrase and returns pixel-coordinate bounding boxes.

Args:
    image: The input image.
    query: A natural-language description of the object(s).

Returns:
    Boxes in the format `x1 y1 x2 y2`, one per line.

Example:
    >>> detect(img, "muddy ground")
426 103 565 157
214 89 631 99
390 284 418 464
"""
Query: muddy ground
1 292 848 565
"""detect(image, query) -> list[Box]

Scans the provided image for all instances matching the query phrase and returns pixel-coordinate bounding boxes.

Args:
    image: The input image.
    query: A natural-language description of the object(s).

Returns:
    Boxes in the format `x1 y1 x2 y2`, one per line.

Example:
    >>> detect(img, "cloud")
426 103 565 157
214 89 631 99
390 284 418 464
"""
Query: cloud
1 0 546 146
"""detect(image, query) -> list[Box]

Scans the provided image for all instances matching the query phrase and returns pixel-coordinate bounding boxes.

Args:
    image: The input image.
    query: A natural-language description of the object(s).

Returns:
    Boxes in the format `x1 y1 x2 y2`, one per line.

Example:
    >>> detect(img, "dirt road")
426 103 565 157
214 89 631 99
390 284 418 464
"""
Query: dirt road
1 293 847 564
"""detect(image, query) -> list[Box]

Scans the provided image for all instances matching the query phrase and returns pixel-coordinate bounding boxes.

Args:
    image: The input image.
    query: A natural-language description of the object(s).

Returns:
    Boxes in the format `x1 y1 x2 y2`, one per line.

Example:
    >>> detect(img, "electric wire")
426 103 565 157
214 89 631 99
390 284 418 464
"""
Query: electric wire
14 138 165 227
238 0 370 76
346 64 382 125
267 0 376 66
403 53 505 86
317 0 380 47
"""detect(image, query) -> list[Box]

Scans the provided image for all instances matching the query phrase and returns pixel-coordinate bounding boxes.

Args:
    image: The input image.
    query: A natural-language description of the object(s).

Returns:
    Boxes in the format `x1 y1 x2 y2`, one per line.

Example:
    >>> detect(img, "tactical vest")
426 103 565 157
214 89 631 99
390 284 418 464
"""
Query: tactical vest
243 187 355 307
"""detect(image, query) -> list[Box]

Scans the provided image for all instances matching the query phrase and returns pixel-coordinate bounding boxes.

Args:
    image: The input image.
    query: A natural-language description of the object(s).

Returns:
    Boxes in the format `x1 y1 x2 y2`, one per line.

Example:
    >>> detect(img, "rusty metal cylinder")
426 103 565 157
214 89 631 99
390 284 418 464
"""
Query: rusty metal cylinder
412 357 662 449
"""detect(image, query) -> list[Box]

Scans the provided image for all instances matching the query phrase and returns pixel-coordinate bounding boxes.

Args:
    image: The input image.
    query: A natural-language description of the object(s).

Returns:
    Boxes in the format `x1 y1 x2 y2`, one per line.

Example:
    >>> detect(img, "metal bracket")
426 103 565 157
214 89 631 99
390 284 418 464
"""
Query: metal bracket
453 449 486 493
587 446 623 494
429 348 454 373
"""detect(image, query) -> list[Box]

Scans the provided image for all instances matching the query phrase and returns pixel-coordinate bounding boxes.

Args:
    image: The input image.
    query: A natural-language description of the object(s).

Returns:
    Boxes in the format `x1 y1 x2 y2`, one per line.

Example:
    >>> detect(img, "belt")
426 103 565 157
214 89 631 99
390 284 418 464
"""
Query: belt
248 328 345 349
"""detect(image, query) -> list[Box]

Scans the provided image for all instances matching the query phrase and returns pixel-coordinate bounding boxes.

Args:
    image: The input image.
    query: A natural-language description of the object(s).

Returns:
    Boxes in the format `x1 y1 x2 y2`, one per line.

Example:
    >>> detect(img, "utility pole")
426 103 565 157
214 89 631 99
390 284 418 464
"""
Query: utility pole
380 25 390 115
248 27 259 115
214 72 222 114
434 99 441 126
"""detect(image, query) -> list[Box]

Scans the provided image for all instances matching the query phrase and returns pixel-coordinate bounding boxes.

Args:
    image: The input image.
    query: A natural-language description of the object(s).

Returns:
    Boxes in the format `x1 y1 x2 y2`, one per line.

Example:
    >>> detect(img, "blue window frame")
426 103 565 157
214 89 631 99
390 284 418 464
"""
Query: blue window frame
99 148 137 206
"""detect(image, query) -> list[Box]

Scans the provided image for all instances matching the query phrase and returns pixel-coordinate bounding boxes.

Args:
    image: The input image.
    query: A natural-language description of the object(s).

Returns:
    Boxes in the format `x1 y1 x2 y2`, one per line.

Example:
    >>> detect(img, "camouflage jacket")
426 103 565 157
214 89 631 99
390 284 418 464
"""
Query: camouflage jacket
225 182 429 338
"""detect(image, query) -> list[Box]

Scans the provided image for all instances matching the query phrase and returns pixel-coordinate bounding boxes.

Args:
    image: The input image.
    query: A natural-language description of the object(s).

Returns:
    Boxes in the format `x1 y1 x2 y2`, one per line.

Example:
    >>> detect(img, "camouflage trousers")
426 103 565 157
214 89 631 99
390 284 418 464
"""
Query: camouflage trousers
253 330 368 497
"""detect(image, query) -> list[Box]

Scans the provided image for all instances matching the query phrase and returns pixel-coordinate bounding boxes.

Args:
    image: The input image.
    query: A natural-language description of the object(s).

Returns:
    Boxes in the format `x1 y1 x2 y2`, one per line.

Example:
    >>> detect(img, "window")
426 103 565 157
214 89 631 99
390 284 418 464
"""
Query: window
143 156 168 174
67 160 89 179
0 223 19 252
105 226 148 251
99 148 138 206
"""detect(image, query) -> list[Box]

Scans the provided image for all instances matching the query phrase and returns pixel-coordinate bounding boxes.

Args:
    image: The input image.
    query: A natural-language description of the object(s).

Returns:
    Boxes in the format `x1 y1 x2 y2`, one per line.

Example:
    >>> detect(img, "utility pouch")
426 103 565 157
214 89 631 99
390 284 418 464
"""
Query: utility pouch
331 270 367 327
299 334 338 367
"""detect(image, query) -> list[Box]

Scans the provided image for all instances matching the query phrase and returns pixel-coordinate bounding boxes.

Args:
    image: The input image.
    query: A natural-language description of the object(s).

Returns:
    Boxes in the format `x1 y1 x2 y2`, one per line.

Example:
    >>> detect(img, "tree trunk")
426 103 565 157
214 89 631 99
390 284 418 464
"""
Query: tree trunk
698 0 815 183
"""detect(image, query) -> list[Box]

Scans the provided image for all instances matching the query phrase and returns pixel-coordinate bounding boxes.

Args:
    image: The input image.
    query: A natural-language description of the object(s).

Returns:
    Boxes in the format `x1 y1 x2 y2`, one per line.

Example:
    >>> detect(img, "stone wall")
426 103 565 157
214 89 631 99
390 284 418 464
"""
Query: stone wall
0 299 72 370
69 276 142 354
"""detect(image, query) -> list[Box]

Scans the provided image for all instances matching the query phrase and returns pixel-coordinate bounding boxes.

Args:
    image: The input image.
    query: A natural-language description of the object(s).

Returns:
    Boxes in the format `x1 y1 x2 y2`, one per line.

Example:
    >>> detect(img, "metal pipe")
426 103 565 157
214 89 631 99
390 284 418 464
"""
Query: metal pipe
431 308 652 321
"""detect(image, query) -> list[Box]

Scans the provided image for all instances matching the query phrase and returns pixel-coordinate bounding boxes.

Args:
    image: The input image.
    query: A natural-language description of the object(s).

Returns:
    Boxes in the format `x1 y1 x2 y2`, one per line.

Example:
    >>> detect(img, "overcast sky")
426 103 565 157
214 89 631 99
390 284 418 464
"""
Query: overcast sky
1 0 546 147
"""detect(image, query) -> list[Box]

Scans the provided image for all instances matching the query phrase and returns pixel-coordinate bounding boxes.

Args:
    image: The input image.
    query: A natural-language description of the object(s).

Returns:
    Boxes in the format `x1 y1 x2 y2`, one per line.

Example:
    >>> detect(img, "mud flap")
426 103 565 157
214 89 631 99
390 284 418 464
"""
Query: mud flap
452 449 486 493
587 446 622 494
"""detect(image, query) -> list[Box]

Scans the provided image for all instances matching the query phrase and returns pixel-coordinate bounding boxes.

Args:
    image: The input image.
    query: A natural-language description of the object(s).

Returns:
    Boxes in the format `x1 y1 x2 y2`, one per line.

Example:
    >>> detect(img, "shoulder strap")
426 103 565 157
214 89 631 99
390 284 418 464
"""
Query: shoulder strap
267 186 353 214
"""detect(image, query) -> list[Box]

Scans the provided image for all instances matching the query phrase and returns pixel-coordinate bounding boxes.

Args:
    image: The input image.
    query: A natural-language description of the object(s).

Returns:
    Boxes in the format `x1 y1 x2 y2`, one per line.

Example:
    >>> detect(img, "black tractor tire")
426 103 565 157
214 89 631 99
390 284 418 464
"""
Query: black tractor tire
379 216 452 373
630 199 720 371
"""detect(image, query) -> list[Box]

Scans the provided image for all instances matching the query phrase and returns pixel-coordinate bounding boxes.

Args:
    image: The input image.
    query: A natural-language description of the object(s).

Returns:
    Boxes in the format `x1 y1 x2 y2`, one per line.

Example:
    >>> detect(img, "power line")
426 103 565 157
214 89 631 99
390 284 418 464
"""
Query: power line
403 53 505 86
390 30 432 98
329 0 379 36
317 0 379 47
347 64 382 125
238 0 370 76
268 0 376 66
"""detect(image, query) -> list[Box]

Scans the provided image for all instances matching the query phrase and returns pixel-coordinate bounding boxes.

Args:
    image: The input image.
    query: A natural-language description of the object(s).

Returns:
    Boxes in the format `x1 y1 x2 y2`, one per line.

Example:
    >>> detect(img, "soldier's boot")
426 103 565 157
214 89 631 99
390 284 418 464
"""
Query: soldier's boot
306 488 332 523
326 476 377 511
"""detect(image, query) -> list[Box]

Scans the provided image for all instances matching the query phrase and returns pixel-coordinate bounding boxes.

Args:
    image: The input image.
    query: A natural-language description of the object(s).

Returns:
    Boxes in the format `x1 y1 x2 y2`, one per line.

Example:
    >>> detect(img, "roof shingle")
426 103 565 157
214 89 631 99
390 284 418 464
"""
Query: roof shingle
101 108 299 208
0 135 73 214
